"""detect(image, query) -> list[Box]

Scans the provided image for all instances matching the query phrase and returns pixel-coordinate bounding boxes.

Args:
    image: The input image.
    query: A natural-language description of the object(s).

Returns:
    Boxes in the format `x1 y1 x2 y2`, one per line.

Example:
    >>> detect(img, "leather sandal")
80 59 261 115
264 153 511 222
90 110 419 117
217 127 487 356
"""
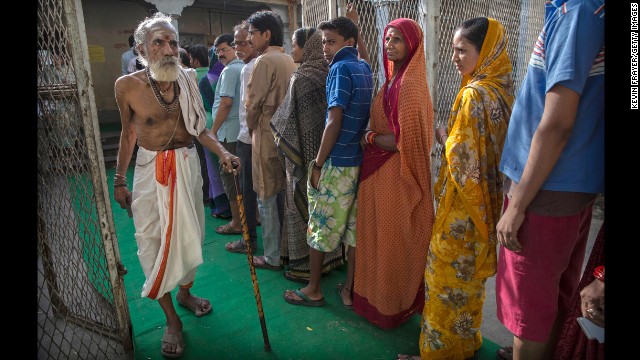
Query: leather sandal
253 256 282 270
215 223 242 235
225 239 256 254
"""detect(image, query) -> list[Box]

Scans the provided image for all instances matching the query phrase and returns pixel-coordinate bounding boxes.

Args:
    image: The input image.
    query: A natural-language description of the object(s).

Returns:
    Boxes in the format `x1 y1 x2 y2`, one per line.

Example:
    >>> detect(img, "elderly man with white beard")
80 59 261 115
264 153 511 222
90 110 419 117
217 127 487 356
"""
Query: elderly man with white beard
113 12 240 358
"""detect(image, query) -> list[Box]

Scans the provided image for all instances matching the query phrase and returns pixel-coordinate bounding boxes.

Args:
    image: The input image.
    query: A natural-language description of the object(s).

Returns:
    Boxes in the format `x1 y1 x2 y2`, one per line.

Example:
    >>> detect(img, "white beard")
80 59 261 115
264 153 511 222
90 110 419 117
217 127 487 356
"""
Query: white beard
148 56 180 82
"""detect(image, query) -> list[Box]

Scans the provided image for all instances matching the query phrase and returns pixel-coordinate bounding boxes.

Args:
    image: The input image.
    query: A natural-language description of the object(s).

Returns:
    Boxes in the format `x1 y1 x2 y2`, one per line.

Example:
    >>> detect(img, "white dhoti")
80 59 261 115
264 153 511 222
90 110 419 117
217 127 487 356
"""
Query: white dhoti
132 144 205 300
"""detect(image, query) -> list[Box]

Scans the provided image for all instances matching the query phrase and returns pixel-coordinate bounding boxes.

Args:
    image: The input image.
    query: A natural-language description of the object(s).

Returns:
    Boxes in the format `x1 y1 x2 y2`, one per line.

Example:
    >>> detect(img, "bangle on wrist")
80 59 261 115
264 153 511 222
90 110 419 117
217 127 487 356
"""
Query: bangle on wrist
440 134 447 145
366 131 377 145
114 183 128 188
593 265 604 283
313 163 323 171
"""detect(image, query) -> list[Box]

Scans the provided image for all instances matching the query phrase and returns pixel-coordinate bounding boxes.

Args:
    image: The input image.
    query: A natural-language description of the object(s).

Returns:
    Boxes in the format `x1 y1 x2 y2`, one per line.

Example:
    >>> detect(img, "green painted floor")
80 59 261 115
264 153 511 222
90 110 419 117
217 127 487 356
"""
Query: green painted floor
107 167 501 359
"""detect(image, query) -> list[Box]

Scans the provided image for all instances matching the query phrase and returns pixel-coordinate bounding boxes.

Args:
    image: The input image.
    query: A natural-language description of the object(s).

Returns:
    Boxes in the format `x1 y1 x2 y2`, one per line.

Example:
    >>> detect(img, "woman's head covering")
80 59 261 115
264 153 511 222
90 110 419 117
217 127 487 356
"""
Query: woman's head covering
359 18 436 273
360 17 434 189
299 29 328 73
381 18 428 145
206 60 225 86
206 46 223 85
437 18 515 233
271 28 329 217
382 18 423 85
461 18 513 89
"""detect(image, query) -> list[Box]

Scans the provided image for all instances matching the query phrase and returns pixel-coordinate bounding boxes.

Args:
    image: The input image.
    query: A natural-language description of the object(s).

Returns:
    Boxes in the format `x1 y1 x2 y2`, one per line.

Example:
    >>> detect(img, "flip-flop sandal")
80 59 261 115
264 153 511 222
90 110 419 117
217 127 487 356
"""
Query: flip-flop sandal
336 283 354 310
283 289 326 307
161 328 185 358
215 223 242 235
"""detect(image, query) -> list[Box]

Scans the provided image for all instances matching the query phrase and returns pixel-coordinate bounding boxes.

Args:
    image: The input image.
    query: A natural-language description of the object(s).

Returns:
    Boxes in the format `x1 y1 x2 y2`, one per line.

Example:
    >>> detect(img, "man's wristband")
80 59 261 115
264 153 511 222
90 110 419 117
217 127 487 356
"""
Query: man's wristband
593 265 604 283
313 163 323 171
114 183 128 188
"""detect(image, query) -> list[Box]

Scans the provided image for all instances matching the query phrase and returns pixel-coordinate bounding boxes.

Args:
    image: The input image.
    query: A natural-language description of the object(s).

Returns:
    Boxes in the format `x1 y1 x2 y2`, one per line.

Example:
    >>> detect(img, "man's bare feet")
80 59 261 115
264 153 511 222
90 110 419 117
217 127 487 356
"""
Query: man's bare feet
176 291 212 317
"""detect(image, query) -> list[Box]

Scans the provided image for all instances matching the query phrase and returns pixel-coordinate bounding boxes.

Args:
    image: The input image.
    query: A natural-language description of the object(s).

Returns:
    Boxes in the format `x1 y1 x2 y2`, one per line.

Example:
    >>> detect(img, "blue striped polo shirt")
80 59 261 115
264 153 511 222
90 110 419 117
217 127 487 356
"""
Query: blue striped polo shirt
499 0 604 193
326 46 374 167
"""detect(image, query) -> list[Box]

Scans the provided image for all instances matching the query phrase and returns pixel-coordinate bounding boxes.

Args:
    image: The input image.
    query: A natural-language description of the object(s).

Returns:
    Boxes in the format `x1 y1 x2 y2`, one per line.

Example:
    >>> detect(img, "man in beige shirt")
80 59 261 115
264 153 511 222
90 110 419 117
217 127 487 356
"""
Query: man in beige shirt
245 10 297 270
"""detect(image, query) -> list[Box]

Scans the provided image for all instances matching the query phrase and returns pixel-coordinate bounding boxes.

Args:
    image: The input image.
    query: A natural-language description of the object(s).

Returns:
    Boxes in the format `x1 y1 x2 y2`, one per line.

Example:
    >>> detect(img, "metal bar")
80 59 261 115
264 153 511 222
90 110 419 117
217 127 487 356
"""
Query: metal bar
63 0 133 352
422 0 440 122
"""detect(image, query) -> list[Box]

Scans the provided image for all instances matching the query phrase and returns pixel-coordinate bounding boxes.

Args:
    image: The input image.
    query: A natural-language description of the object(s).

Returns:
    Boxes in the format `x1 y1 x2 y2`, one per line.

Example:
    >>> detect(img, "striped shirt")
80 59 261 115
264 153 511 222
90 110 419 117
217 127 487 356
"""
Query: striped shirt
326 46 374 167
500 0 604 194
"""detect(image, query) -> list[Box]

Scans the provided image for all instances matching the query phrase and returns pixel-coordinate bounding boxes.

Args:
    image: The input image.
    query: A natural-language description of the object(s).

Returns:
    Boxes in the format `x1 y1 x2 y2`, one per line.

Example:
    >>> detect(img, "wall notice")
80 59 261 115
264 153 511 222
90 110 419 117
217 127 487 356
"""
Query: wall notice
89 45 106 62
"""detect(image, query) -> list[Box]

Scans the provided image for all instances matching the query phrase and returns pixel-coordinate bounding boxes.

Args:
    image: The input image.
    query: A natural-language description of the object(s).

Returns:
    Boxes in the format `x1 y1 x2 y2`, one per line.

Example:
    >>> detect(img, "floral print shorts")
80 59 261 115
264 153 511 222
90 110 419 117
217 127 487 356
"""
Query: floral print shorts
306 159 359 252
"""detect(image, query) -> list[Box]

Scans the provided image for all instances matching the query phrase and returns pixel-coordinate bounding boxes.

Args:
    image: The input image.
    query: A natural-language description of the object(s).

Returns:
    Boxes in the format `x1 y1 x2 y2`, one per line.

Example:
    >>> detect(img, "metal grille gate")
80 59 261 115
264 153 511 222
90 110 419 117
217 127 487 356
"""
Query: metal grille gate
37 0 132 358
301 0 544 179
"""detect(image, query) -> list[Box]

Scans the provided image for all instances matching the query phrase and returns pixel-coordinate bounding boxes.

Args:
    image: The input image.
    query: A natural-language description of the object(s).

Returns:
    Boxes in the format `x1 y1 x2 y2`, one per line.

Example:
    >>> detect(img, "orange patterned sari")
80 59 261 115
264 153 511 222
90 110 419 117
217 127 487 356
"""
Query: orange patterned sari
353 18 435 329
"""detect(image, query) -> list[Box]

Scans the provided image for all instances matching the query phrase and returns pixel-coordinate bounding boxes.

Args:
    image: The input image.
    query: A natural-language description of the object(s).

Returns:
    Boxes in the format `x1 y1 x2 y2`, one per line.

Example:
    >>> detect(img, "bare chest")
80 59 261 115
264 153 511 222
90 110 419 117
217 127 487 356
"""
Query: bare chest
131 85 192 150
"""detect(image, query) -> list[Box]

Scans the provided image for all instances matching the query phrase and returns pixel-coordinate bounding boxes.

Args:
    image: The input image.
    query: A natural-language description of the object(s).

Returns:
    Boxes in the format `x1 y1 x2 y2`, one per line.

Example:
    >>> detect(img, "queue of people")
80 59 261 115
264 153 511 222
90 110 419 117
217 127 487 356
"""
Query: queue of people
113 0 604 358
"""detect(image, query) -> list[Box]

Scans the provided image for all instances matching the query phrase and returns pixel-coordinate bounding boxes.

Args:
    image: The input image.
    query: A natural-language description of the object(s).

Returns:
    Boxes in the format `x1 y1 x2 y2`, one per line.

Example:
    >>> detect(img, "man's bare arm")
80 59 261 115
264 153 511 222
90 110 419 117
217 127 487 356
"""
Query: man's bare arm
310 107 343 189
197 128 240 173
346 2 370 64
497 84 580 251
113 77 137 208
315 107 343 166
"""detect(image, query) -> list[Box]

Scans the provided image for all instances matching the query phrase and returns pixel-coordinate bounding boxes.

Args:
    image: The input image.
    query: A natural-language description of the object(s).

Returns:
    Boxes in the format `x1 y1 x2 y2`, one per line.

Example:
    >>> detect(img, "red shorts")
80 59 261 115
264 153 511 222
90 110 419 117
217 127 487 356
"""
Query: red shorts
496 196 593 342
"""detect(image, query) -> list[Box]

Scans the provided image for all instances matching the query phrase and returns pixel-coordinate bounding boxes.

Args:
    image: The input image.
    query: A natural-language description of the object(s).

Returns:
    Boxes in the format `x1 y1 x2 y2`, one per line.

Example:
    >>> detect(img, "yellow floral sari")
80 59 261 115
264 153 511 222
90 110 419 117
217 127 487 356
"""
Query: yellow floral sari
419 18 515 359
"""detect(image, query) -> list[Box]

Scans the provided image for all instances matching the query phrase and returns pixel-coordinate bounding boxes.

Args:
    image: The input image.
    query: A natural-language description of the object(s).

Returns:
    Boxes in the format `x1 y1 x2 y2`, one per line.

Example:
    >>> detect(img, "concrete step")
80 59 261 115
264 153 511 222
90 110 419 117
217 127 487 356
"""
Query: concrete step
100 131 121 144
103 155 118 168
103 154 136 167
101 143 120 151
102 144 137 169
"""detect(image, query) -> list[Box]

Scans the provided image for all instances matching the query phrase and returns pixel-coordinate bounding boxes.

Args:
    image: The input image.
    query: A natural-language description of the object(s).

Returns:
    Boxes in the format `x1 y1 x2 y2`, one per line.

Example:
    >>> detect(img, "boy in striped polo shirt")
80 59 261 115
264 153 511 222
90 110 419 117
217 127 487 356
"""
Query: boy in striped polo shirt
284 16 373 307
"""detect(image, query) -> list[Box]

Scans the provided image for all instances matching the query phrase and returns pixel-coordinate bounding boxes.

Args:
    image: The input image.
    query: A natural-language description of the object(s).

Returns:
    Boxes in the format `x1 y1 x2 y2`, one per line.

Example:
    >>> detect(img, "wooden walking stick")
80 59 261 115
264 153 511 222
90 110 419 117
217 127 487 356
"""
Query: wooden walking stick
232 164 272 351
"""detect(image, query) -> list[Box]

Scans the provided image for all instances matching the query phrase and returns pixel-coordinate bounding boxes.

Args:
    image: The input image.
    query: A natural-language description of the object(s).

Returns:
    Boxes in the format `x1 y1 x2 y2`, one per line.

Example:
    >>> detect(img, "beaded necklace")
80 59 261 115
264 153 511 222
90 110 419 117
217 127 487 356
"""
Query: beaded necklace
146 67 180 114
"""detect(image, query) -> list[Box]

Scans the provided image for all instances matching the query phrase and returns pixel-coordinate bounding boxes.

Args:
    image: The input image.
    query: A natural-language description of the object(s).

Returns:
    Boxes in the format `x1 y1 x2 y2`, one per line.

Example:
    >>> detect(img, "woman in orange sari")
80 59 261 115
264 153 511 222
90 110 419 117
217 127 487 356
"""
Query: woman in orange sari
352 18 435 329
398 17 515 359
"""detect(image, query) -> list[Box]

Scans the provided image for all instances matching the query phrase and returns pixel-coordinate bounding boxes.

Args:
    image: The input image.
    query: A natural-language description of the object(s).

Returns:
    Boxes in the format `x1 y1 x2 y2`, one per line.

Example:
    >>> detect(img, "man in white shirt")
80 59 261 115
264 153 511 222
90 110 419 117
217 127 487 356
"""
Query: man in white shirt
121 35 136 75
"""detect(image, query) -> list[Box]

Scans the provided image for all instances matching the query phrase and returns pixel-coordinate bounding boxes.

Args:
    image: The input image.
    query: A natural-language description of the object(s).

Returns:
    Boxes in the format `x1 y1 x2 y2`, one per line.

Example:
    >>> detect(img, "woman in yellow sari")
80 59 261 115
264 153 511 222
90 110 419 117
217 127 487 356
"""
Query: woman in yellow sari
399 17 515 359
